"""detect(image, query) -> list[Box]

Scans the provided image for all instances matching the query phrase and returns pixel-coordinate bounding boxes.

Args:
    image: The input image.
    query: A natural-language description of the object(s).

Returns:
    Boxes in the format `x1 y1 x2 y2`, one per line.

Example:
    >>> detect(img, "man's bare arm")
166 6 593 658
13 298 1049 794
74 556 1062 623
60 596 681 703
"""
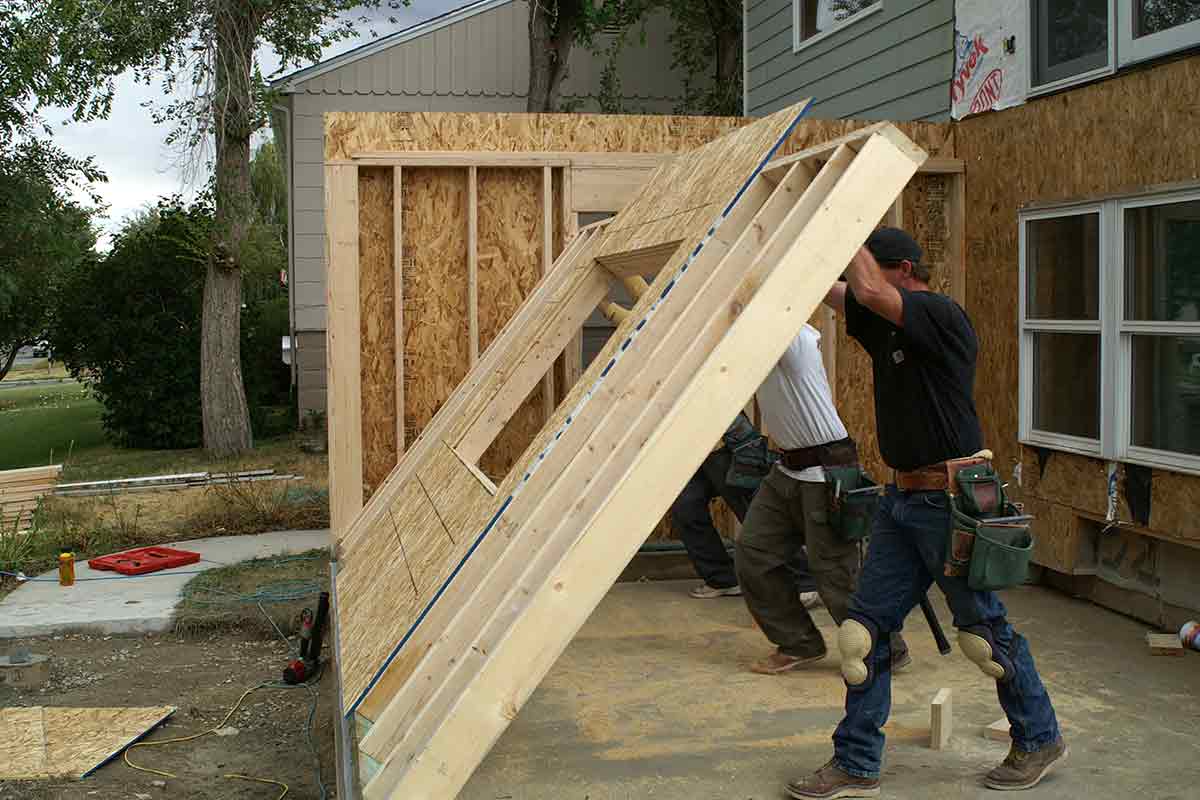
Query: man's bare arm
824 281 846 313
844 246 904 327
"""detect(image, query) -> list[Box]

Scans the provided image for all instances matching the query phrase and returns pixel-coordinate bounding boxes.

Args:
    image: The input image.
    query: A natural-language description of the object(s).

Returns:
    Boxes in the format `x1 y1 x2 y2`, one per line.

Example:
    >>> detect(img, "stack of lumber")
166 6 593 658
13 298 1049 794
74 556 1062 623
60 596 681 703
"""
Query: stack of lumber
0 465 63 531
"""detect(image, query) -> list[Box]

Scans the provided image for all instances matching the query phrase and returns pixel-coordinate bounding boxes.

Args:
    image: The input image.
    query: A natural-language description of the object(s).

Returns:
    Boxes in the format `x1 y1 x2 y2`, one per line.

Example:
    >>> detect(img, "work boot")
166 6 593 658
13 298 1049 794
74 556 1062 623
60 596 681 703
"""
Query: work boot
688 582 742 599
750 644 826 675
786 758 880 799
984 738 1068 791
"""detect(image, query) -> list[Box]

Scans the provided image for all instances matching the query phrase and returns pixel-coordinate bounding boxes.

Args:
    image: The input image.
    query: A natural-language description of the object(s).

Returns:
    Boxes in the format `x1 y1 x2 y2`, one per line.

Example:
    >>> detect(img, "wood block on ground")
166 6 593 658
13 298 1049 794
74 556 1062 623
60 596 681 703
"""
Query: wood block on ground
984 717 1010 742
1147 632 1185 655
931 688 952 750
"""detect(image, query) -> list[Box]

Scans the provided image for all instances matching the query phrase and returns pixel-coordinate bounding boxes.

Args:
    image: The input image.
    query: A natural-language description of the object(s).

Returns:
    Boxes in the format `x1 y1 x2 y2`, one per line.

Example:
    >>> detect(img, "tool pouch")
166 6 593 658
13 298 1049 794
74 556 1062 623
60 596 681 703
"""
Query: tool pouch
826 466 880 541
942 460 1034 590
725 435 779 491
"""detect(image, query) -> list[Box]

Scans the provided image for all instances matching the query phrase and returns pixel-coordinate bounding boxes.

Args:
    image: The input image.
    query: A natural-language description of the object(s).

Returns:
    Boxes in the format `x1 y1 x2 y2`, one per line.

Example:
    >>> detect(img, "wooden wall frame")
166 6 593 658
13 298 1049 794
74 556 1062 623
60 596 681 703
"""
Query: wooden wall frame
325 105 929 798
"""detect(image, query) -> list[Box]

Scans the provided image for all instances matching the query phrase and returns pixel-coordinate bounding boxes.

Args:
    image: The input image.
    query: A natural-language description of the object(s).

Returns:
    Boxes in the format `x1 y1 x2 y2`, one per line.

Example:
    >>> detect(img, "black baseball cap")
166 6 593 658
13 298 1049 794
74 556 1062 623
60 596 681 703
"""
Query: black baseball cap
866 227 922 264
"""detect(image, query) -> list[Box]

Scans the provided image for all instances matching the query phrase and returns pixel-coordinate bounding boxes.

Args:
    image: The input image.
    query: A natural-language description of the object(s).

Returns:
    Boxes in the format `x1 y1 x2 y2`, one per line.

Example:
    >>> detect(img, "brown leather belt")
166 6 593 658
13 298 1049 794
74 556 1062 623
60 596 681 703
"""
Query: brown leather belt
894 455 990 492
781 437 857 471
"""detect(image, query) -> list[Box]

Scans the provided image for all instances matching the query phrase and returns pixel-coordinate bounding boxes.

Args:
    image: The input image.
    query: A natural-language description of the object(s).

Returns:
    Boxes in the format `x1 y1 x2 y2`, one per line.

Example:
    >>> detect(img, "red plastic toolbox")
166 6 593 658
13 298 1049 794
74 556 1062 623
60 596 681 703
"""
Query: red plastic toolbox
88 546 201 575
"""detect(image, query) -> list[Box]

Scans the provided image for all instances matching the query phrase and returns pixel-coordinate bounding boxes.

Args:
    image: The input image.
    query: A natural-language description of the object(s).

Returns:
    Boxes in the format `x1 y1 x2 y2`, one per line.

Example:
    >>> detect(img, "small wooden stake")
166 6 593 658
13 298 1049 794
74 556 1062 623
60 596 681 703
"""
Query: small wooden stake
1147 632 1184 656
930 688 952 750
983 717 1009 742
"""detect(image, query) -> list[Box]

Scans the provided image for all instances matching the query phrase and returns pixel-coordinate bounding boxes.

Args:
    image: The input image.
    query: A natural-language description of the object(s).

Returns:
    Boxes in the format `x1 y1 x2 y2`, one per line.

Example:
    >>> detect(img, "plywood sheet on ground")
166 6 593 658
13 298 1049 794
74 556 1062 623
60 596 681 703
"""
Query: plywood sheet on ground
0 706 174 779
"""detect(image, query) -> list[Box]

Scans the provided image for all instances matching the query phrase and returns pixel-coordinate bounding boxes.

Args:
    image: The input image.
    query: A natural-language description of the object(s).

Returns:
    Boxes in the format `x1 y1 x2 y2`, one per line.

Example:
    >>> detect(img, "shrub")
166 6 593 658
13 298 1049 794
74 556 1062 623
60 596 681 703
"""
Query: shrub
50 197 292 449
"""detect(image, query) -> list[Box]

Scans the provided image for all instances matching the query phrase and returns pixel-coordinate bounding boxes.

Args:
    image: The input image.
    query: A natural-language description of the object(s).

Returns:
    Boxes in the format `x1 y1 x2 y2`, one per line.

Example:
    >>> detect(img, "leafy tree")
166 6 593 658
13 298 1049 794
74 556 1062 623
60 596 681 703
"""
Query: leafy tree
13 0 411 456
0 146 97 381
50 197 292 448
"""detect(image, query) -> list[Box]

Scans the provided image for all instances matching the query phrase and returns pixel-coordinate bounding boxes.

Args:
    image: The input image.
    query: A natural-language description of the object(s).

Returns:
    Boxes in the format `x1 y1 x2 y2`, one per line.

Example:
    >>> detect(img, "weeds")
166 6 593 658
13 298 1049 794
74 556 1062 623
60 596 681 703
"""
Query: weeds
192 475 329 537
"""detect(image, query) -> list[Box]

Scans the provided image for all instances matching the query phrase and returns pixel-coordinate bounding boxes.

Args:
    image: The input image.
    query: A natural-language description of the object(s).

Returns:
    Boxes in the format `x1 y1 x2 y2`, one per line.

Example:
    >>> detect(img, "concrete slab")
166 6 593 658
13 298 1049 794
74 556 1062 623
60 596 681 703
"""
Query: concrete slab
461 580 1200 800
0 530 329 638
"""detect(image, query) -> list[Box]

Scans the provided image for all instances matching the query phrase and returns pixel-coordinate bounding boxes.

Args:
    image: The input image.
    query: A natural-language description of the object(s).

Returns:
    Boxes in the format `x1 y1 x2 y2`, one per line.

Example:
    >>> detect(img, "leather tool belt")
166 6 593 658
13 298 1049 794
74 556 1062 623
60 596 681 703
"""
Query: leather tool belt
781 437 858 471
894 455 990 492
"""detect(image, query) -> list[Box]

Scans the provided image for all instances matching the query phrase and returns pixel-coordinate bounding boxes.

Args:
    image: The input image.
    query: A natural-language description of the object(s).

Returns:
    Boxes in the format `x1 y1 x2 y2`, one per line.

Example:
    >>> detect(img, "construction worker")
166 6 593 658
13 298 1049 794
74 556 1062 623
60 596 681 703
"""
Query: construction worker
673 412 819 604
786 228 1065 799
735 323 910 676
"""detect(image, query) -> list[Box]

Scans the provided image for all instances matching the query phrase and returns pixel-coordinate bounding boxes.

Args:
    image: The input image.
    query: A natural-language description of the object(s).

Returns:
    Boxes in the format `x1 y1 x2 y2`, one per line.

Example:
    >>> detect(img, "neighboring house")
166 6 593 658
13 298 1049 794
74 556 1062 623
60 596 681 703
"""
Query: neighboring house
744 0 1200 626
744 0 957 120
270 0 695 416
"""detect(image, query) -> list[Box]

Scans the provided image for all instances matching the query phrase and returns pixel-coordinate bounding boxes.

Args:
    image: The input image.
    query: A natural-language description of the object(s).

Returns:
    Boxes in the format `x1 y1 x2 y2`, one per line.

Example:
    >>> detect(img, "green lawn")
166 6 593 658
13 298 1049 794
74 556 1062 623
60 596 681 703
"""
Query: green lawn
0 381 106 470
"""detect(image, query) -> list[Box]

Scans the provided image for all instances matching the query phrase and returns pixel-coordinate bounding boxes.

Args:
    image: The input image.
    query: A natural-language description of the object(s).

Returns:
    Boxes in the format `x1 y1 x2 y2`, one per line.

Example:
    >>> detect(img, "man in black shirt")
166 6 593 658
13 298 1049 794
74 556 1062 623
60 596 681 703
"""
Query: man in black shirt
785 229 1065 799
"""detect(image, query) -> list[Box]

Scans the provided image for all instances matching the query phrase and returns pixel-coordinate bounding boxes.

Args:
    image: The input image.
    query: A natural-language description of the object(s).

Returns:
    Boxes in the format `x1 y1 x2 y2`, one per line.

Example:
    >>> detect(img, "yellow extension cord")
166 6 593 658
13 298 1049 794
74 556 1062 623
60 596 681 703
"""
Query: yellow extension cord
123 681 289 799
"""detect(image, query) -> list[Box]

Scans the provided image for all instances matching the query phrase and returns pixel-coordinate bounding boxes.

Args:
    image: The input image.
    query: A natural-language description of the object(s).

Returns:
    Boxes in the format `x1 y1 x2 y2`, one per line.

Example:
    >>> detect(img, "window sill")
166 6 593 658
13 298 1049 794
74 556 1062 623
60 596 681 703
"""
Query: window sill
1027 64 1116 99
1124 447 1200 478
792 3 884 55
1019 433 1102 460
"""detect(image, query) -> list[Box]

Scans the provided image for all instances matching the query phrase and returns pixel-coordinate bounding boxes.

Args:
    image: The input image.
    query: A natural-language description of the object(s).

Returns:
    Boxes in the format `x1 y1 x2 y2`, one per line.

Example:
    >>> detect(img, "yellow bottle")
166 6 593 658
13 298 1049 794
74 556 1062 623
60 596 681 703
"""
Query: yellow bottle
58 552 75 587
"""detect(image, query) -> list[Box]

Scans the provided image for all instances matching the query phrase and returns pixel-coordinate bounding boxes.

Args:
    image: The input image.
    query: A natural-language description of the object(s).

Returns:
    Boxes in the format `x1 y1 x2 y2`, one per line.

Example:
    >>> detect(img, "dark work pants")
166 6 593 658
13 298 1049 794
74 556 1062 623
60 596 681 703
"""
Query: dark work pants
735 467 860 656
671 448 815 591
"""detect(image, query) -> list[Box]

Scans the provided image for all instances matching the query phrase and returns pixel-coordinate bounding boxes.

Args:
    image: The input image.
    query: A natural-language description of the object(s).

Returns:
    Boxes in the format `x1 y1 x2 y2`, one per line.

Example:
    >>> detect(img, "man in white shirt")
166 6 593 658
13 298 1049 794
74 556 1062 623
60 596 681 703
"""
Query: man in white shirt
736 324 910 674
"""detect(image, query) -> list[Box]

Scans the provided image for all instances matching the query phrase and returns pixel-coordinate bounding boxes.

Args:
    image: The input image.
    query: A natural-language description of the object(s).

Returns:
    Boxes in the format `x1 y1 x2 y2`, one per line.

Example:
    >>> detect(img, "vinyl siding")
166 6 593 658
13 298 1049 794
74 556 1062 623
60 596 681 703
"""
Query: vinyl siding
746 0 955 122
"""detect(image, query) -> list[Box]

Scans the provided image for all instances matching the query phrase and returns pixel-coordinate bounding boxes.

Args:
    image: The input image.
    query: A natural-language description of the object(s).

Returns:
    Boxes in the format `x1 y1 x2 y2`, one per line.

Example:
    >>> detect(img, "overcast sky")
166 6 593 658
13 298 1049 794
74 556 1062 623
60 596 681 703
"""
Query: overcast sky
45 1 462 243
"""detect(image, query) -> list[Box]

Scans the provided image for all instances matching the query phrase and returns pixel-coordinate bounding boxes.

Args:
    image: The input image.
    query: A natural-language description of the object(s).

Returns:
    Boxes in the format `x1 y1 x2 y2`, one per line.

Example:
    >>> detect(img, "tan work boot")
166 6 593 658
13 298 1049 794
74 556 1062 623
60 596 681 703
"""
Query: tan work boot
984 738 1068 790
786 758 880 799
750 645 826 675
688 582 742 599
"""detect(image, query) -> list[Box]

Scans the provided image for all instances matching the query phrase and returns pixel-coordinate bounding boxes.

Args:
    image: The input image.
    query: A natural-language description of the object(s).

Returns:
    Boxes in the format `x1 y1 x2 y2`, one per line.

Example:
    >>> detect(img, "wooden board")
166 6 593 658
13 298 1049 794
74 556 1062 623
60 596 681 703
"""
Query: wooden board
931 688 953 750
983 717 1009 742
359 167 398 496
334 110 926 798
1147 633 1185 656
0 706 174 780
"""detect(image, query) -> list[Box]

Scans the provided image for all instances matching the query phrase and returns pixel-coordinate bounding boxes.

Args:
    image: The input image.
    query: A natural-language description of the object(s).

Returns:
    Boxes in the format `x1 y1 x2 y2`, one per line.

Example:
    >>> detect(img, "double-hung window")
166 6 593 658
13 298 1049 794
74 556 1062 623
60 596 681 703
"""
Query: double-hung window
1028 1 1200 94
1020 187 1200 473
793 0 883 52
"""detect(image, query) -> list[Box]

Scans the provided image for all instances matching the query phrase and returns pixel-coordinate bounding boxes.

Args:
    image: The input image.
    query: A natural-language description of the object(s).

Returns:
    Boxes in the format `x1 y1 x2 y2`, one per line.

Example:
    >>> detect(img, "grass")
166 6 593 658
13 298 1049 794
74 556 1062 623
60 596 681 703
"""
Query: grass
0 468 330 601
0 381 106 470
173 547 331 637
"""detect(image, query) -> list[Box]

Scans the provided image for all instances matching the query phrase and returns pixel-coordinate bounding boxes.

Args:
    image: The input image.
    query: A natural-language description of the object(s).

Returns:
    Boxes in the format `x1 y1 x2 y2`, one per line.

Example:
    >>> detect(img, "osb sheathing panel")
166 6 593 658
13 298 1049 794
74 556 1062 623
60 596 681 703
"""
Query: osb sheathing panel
958 55 1200 483
359 167 398 496
337 442 496 709
476 167 549 481
0 706 174 780
324 112 749 161
400 168 470 447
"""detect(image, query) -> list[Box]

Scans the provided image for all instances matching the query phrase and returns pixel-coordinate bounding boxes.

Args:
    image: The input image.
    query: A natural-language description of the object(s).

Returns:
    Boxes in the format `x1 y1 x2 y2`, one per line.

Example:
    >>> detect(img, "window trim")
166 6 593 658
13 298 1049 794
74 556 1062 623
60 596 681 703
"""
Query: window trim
1117 0 1200 67
1019 187 1200 475
1027 0 1117 97
1019 203 1106 454
792 0 884 54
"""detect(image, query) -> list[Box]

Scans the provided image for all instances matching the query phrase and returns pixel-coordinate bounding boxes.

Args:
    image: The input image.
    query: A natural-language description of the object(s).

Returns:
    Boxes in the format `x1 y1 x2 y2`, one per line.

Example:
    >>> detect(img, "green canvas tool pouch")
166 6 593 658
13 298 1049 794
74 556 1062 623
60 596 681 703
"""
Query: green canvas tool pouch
826 466 880 541
967 520 1034 591
725 435 779 491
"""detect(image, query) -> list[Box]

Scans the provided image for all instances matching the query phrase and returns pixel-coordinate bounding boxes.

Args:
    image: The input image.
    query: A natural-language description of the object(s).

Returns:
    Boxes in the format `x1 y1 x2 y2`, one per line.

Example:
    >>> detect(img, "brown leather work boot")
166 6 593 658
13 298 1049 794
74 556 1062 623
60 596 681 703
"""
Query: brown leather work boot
786 758 880 799
984 737 1068 790
750 644 826 675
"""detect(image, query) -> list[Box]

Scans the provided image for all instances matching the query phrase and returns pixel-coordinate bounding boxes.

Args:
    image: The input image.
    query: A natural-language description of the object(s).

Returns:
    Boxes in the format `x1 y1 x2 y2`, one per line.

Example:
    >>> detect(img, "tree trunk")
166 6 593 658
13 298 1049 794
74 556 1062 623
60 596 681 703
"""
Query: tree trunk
201 0 255 456
527 0 576 112
715 25 742 114
0 341 23 383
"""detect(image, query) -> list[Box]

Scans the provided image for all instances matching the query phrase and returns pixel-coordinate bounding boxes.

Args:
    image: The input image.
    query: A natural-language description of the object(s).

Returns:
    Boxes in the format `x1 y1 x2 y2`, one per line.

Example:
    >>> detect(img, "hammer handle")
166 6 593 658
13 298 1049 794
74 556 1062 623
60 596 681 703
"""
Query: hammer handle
920 594 952 655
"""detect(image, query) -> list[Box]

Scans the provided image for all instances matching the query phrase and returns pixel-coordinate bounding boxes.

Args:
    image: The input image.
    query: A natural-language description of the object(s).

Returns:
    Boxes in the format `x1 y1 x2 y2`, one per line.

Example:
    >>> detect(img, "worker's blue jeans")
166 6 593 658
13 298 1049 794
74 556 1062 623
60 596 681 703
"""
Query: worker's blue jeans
832 486 1060 779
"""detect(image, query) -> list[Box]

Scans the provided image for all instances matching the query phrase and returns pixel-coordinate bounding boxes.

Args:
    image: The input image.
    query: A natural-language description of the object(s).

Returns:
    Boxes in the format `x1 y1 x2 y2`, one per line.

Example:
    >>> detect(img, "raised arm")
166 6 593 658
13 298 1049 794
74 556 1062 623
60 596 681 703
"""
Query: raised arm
844 246 904 327
823 281 846 313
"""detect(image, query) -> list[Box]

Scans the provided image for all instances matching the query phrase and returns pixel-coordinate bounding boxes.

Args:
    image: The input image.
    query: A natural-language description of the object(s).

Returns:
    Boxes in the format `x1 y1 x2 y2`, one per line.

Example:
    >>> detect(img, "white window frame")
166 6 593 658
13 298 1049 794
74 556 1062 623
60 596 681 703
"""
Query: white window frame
1115 187 1200 473
792 0 884 54
1019 202 1109 457
1117 0 1200 67
1027 0 1117 97
1020 186 1200 476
